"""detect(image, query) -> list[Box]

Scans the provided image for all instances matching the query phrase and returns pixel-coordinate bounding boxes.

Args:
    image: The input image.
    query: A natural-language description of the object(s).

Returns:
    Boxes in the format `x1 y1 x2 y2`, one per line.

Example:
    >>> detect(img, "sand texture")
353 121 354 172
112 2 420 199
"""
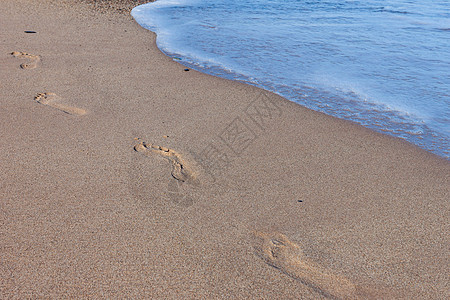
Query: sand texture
1 0 449 298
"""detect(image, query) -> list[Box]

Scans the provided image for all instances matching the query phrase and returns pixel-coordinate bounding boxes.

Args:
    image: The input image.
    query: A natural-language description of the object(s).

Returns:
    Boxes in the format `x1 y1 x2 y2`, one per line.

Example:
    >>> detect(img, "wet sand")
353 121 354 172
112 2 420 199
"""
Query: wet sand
1 0 449 298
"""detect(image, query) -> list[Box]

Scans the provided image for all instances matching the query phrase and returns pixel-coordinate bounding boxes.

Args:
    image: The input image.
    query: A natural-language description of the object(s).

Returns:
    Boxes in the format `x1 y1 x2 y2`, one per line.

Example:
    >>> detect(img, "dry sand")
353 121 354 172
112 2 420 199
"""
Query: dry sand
1 0 449 298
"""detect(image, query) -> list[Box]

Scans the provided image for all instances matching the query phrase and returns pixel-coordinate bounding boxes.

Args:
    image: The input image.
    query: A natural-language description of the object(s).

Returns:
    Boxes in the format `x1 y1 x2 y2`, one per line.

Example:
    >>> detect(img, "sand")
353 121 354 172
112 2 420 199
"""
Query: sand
1 0 449 298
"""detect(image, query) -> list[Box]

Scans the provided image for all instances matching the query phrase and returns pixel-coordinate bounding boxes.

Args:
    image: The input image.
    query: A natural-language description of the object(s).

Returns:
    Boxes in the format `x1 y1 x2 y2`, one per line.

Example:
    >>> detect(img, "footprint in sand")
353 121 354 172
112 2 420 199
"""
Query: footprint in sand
11 51 40 69
252 231 357 300
134 142 197 184
134 141 200 207
35 93 86 116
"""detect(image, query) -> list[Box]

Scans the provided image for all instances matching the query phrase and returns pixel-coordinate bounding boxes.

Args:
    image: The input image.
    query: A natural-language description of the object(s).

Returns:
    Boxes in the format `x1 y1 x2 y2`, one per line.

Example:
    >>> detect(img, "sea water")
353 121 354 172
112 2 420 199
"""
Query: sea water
132 0 450 159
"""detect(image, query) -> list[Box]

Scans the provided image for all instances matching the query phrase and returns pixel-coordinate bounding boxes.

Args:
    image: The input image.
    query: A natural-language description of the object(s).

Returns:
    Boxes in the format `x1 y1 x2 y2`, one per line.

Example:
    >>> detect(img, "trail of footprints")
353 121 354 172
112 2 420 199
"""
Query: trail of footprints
252 231 358 300
133 141 356 298
10 47 383 298
11 51 86 115
11 51 40 69
134 141 359 298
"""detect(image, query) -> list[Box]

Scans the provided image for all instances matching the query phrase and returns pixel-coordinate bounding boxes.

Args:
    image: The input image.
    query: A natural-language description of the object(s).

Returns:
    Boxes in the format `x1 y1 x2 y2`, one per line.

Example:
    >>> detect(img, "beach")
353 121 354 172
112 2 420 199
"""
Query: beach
1 0 449 298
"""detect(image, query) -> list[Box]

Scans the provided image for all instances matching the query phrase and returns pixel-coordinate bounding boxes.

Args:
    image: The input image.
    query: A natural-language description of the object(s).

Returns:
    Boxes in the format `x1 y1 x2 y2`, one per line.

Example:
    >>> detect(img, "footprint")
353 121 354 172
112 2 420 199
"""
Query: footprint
134 142 197 184
11 51 40 69
252 231 357 300
34 93 86 116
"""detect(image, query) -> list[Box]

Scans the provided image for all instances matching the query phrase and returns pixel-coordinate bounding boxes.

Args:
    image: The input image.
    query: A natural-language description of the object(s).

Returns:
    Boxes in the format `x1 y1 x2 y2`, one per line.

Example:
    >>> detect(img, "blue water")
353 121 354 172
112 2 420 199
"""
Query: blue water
132 0 450 159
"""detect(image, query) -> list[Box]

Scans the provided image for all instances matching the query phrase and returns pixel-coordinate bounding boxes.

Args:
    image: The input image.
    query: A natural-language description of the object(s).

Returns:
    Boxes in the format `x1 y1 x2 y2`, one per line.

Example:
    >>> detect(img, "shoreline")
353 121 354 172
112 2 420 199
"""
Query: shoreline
1 0 449 298
131 1 449 160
